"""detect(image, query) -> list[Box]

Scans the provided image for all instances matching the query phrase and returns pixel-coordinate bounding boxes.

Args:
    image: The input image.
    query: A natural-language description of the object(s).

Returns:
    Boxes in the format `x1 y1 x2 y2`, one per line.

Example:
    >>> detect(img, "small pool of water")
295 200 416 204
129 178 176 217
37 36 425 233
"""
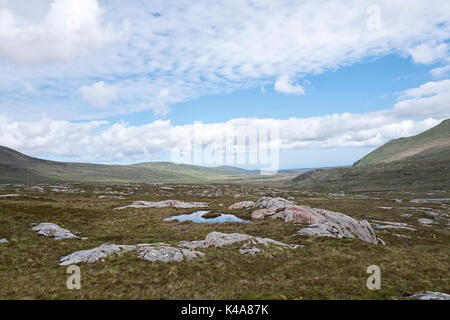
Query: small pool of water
164 211 249 224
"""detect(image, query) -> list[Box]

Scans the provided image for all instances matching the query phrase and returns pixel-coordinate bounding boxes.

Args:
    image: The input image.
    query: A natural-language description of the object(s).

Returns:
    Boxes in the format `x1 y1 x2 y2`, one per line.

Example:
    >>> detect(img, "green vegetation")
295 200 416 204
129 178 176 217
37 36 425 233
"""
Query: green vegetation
292 158 450 192
0 184 448 299
354 119 450 166
0 146 298 184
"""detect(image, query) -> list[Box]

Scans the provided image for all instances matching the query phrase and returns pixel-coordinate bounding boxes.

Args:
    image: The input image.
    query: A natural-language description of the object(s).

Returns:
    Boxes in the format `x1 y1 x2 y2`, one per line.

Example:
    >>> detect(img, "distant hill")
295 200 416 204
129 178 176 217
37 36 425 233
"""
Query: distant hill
354 119 450 166
0 146 259 184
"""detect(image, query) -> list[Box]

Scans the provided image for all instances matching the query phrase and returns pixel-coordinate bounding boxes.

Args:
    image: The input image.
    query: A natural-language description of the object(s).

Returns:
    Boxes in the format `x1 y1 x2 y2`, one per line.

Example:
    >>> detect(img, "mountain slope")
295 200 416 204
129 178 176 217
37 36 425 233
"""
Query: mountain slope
292 158 450 192
354 119 450 166
0 146 257 184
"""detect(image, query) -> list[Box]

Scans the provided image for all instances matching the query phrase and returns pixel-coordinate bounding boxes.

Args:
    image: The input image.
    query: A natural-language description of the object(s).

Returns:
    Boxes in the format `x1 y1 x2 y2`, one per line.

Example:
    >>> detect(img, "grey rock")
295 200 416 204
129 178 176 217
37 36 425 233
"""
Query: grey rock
115 200 208 210
418 218 434 225
410 291 450 300
297 210 378 244
400 213 412 218
178 240 207 249
0 238 8 244
137 245 204 262
424 211 440 219
205 232 253 247
254 196 295 211
204 231 299 255
32 223 80 240
59 243 136 265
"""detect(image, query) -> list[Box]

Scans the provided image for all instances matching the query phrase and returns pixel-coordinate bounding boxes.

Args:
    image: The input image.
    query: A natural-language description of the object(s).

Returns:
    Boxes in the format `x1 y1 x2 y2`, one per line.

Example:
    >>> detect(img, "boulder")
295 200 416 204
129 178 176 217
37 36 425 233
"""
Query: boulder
32 223 80 240
0 238 8 244
228 201 255 210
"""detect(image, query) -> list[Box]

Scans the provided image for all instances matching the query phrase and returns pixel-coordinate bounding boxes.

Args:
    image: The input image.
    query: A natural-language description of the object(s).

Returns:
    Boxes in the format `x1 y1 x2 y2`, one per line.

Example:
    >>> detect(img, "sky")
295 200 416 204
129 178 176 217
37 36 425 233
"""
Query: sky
0 0 450 169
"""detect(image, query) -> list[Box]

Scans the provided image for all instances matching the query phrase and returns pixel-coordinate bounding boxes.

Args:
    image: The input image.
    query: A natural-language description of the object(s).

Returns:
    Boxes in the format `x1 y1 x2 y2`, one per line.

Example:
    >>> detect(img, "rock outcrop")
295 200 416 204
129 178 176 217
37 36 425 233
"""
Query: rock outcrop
59 243 204 265
60 244 136 265
115 200 208 210
32 223 80 240
137 245 204 262
59 231 300 265
180 231 299 255
245 197 378 244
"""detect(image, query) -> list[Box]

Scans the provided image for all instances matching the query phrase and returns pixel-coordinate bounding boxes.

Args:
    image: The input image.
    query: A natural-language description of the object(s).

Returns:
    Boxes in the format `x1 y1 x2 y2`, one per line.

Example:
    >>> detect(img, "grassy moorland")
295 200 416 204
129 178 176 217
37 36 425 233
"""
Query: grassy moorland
0 183 448 299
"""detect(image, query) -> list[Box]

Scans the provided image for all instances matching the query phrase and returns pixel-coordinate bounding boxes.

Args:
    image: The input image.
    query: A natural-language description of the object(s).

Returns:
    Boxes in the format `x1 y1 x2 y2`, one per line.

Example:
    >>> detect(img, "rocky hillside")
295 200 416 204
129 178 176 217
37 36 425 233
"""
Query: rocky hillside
354 119 450 166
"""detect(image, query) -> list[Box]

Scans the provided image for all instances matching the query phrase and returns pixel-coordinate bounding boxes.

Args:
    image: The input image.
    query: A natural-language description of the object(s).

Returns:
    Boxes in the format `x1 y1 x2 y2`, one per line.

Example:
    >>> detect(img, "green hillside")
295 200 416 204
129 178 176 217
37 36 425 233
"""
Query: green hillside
354 118 450 166
292 158 450 192
0 146 258 184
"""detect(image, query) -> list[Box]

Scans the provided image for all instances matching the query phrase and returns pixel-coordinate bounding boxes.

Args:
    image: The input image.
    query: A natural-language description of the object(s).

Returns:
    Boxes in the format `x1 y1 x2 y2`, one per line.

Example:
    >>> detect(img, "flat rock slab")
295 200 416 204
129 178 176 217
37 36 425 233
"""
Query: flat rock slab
0 238 8 244
32 223 80 240
410 291 450 300
115 200 208 210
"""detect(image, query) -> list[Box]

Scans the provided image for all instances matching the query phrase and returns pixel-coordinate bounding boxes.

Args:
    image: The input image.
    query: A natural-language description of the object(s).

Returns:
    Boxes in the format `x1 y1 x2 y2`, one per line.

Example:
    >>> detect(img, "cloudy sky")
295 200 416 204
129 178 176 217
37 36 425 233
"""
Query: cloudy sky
0 0 449 168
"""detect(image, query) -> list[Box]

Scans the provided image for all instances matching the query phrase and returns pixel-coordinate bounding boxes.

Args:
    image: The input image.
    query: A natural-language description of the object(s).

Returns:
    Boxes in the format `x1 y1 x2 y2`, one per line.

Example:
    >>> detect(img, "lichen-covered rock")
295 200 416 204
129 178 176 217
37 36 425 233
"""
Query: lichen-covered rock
0 238 8 244
137 245 204 262
32 223 80 240
115 200 208 210
59 244 136 265
228 201 255 210
410 291 450 300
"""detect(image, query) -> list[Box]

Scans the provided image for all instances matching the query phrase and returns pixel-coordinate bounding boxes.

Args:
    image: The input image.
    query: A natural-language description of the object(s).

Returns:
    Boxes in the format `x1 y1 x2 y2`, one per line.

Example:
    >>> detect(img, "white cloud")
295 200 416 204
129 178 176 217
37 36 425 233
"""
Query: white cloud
274 75 305 95
0 0 123 65
78 81 118 108
1 77 448 164
393 79 450 118
0 0 450 118
430 58 450 78
408 42 449 64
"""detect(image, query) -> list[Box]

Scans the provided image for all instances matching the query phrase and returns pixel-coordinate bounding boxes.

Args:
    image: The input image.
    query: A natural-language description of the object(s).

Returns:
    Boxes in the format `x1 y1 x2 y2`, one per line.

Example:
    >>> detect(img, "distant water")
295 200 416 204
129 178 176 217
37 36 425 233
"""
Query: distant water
411 198 450 202
164 211 249 224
